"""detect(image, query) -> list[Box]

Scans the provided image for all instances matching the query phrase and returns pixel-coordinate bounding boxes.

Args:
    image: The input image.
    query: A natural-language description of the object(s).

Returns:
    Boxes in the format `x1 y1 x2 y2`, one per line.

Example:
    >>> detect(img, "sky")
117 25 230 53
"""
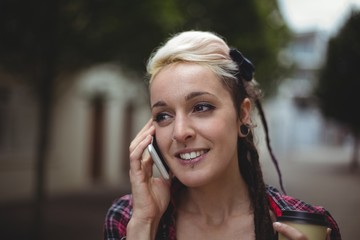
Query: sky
277 0 360 35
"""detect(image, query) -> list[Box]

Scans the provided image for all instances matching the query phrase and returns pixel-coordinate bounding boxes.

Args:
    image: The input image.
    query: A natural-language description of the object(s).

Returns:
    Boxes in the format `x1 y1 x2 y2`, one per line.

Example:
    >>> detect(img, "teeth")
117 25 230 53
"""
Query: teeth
180 150 205 160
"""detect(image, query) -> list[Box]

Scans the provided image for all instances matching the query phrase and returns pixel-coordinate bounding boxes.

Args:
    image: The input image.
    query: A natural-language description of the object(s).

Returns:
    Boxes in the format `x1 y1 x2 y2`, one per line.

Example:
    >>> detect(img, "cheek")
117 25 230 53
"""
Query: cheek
196 120 238 151
202 113 239 136
154 127 172 153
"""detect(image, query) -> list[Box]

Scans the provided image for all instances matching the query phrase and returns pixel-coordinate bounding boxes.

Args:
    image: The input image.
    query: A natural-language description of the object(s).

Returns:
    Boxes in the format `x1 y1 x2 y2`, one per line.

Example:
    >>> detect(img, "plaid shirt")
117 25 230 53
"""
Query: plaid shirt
104 185 341 240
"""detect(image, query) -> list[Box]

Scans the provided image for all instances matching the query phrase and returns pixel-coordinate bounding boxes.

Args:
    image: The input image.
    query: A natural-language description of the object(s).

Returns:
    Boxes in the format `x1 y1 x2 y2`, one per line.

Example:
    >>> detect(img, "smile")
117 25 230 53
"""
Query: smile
179 150 207 160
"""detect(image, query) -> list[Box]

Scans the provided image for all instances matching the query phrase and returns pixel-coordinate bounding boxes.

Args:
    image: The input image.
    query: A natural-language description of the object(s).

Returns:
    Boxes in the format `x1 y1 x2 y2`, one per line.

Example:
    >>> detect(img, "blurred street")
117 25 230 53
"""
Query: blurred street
0 187 128 240
1 145 359 240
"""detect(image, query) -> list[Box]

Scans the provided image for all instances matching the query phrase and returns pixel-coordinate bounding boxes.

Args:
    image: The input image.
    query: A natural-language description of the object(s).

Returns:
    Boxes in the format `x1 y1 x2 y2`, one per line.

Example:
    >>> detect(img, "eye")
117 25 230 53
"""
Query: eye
154 112 172 123
193 103 215 113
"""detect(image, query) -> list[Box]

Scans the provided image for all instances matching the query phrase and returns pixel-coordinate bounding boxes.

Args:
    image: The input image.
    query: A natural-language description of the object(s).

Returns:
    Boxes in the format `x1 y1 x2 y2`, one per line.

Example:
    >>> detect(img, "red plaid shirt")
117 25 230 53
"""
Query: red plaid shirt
104 185 341 240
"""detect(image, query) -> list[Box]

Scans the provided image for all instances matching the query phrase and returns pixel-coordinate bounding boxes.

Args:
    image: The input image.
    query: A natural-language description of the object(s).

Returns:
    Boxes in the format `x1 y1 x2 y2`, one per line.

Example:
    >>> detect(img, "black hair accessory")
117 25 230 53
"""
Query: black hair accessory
229 48 255 81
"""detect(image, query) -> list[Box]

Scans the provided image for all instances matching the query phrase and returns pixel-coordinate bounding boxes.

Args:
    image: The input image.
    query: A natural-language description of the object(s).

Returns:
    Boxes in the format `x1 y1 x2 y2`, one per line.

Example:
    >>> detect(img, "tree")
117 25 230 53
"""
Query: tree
315 10 360 169
0 0 289 92
174 0 290 95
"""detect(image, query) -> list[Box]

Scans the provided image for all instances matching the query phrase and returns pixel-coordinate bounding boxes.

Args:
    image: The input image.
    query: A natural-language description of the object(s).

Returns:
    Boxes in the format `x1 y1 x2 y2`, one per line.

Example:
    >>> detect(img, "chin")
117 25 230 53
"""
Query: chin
176 171 211 188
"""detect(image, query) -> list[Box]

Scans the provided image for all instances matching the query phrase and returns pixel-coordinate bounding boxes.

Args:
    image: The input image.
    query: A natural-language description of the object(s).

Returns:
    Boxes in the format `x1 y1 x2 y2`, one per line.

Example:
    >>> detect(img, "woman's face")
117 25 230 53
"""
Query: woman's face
150 62 245 187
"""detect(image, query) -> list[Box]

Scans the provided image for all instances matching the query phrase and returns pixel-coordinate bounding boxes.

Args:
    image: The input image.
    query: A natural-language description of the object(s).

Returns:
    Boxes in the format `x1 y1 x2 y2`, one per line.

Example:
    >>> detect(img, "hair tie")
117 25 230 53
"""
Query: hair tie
229 48 255 81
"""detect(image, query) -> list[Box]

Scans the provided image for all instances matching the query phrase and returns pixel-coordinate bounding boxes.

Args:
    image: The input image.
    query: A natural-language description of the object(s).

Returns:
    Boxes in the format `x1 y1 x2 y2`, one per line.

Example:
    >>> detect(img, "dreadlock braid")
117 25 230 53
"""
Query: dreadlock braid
238 132 276 240
227 47 285 240
219 70 277 239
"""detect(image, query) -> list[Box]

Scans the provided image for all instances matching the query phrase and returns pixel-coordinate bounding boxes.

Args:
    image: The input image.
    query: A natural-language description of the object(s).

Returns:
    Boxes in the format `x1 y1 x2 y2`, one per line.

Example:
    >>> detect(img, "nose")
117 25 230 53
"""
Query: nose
172 114 195 144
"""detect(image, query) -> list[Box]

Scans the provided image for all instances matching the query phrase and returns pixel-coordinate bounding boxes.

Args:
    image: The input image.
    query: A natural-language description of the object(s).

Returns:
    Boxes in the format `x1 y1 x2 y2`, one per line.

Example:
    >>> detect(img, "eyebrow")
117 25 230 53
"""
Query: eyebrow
151 91 216 109
185 91 215 101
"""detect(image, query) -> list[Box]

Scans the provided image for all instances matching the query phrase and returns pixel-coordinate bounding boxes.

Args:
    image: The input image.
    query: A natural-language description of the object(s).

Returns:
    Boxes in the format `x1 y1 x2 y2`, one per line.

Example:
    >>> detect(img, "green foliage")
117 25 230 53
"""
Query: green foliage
53 0 170 72
0 0 290 94
316 10 360 134
166 0 291 96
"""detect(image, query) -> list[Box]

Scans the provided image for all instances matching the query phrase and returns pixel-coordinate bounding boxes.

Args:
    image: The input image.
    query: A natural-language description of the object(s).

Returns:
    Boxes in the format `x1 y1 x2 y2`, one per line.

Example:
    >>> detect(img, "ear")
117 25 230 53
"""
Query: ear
237 98 252 136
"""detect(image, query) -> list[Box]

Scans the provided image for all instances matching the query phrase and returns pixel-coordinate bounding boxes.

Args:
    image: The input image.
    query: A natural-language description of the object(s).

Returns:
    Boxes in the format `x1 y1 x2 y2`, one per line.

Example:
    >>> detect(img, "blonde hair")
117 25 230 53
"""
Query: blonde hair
146 30 238 83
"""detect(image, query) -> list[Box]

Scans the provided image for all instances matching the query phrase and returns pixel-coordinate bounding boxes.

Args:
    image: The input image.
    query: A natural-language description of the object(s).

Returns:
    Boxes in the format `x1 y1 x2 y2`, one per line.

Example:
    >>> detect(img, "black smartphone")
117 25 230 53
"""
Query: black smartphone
147 137 170 180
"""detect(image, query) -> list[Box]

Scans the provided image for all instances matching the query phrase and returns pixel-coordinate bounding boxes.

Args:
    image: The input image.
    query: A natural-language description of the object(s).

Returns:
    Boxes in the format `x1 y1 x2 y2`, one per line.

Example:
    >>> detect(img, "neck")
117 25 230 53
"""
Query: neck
178 169 251 225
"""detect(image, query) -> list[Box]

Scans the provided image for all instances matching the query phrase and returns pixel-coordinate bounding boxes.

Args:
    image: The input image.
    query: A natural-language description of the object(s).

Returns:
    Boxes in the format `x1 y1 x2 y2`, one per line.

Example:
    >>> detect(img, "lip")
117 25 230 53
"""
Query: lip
175 148 209 166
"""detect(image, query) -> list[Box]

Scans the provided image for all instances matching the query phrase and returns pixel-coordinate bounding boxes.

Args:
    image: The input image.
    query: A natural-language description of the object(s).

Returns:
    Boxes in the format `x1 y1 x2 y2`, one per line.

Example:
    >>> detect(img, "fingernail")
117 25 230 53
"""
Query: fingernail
273 222 282 228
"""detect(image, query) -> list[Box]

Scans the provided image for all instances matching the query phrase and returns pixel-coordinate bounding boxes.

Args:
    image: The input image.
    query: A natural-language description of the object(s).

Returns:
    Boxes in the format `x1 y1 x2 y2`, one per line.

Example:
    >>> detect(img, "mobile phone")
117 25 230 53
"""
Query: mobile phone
147 137 170 180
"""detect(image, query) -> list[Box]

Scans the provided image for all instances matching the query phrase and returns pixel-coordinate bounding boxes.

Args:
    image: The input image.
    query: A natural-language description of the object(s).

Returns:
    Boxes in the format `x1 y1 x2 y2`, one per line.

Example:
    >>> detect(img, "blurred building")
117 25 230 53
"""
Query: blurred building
262 30 349 158
0 64 149 202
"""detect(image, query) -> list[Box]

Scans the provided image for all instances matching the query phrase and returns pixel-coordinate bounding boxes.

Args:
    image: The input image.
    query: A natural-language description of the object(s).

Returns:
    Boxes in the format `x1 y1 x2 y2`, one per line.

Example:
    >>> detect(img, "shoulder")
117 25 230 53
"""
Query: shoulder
266 186 342 240
266 185 323 213
104 194 133 240
107 194 133 217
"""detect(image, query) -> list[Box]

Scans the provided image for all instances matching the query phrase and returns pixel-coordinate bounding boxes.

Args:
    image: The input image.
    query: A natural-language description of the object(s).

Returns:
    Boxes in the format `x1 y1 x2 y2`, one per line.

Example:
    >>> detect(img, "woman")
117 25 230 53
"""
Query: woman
104 31 341 240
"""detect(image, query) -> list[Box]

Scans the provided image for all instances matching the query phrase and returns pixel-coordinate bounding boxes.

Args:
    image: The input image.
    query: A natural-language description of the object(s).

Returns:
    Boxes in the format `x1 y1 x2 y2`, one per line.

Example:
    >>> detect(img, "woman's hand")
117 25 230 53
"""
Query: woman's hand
273 222 332 240
127 119 171 239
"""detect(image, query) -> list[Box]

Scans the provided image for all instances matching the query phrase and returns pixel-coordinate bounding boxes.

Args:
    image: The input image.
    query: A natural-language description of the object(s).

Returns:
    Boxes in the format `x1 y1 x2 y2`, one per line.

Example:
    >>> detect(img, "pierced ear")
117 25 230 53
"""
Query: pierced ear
240 98 251 123
237 98 252 138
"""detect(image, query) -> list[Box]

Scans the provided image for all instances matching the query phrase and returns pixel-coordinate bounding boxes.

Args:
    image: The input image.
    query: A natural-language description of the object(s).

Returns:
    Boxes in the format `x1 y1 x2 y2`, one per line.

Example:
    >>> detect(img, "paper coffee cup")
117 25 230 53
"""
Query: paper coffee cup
277 211 328 240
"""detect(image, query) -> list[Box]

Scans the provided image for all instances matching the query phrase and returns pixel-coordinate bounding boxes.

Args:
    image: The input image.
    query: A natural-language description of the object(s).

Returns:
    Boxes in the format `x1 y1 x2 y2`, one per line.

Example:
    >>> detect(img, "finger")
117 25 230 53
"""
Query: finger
142 154 154 178
326 228 332 240
129 119 154 152
136 118 153 137
273 222 307 240
130 134 153 175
